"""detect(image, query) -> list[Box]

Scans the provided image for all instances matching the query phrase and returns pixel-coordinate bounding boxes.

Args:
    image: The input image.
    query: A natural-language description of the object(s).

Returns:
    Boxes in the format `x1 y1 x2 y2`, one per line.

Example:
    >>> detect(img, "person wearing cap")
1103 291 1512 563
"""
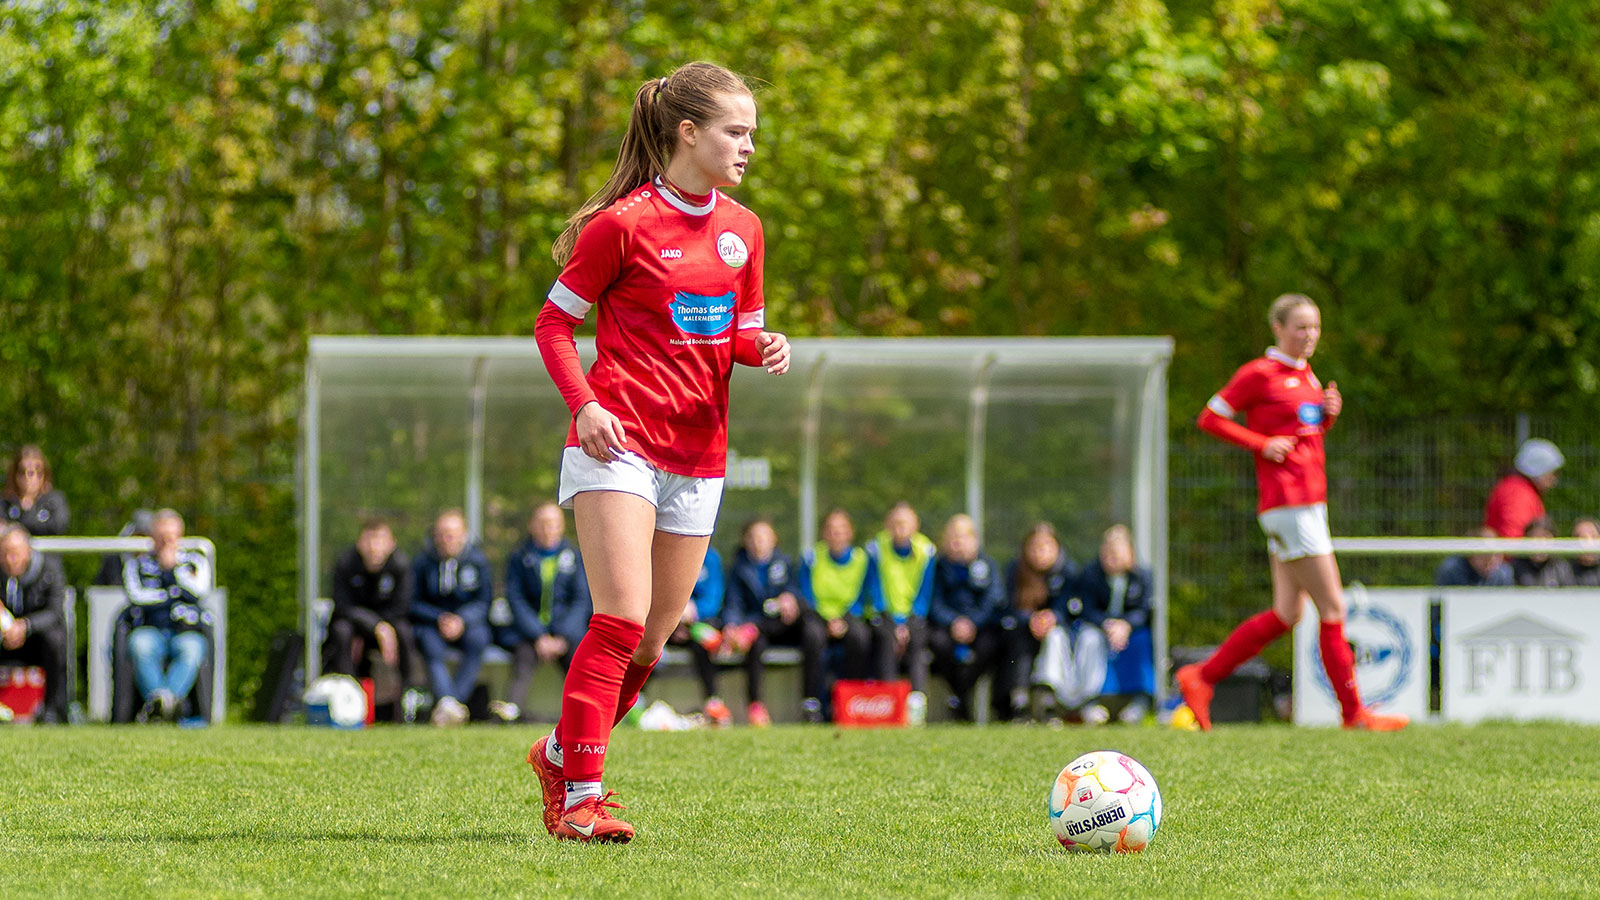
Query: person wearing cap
1484 438 1564 539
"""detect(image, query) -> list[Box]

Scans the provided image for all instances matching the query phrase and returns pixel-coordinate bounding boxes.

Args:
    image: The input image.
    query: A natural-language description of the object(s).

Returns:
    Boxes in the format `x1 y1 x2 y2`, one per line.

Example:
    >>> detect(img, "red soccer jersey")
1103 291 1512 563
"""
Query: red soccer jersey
537 178 766 478
1199 348 1333 513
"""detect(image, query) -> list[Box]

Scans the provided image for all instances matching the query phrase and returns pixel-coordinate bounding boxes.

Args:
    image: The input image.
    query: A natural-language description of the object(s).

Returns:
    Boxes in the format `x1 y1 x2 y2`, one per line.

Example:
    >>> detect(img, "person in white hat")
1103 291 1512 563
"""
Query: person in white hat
1484 438 1564 538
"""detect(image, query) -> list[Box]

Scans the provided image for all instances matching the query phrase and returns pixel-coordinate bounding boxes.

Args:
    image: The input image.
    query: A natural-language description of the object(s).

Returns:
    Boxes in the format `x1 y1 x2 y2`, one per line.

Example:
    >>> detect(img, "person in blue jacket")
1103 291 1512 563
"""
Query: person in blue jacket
664 544 733 725
1076 524 1155 724
795 509 880 722
1002 522 1081 721
411 509 493 726
928 514 1007 721
720 517 811 727
491 503 593 722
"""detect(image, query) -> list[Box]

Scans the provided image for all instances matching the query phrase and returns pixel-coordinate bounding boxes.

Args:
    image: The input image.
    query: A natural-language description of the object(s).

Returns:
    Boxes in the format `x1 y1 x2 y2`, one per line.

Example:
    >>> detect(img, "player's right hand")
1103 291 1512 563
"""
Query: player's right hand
1261 436 1296 463
575 401 628 462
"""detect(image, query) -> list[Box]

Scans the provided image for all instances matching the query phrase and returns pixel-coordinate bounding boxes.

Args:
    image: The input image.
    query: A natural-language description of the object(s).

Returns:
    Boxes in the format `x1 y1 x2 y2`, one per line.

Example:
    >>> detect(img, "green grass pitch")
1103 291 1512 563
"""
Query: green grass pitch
3 722 1598 898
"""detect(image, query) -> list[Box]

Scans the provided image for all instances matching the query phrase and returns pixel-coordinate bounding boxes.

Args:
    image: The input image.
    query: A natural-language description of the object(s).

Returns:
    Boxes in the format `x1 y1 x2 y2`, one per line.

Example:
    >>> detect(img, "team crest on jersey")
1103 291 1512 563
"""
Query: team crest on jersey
671 290 736 336
717 231 749 268
557 549 577 573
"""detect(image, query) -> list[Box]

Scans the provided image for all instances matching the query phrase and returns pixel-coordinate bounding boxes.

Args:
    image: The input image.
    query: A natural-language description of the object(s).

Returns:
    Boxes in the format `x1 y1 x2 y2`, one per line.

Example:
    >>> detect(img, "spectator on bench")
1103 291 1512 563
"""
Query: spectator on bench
666 544 732 726
722 517 808 728
1433 526 1513 587
0 524 69 722
865 502 935 726
1484 438 1563 540
1573 518 1600 587
2 446 69 537
123 509 213 723
1511 517 1575 588
492 503 592 723
1003 522 1084 721
326 518 420 719
1076 525 1155 724
929 514 1006 722
796 509 879 723
412 510 493 727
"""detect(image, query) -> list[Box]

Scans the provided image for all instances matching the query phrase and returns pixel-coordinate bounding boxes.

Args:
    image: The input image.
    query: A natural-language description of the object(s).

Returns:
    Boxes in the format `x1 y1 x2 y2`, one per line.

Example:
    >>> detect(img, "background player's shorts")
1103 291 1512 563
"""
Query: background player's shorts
558 447 724 536
1257 503 1333 560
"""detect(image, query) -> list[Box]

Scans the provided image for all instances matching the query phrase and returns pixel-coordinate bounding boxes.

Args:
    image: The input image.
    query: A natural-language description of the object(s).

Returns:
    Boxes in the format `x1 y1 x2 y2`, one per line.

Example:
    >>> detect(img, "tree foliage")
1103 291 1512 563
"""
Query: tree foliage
2 0 1596 707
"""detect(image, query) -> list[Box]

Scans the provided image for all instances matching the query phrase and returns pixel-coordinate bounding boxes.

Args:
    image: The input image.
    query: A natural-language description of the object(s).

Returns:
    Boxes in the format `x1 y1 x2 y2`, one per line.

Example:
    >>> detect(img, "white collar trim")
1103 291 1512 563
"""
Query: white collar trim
654 177 716 216
1266 347 1306 370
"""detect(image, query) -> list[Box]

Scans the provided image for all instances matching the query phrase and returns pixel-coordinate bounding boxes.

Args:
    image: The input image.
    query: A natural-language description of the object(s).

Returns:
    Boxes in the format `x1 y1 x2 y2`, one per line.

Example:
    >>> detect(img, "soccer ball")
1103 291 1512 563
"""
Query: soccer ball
1048 750 1162 853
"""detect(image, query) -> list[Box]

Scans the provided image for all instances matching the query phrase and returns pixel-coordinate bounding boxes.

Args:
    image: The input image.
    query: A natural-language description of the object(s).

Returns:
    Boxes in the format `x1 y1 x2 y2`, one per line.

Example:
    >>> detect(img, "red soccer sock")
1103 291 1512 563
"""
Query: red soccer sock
1199 609 1290 685
611 654 661 727
1319 620 1363 724
559 613 645 784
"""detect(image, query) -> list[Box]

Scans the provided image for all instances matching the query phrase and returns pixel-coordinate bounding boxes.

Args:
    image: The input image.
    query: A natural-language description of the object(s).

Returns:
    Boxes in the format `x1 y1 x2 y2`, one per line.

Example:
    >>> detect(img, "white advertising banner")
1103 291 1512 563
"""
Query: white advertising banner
1441 589 1600 724
1293 587 1430 726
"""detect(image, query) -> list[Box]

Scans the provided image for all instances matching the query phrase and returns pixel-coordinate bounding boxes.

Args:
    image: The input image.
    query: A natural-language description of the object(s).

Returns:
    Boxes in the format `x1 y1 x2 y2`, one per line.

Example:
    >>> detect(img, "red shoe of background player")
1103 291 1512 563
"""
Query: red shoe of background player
1175 664 1214 732
526 735 565 835
554 792 635 844
1345 708 1409 731
704 697 733 728
746 701 772 728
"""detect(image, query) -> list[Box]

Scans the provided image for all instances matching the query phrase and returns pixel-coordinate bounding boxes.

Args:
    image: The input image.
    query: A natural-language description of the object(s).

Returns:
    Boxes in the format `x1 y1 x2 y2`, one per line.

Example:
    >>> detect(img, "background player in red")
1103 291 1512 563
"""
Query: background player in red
524 61 789 843
1177 294 1407 732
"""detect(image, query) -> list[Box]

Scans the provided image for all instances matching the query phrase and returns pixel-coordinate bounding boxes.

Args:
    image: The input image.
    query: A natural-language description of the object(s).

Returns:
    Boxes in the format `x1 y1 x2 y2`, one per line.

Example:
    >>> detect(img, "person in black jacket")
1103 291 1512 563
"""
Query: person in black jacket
411 510 493 726
722 517 813 726
2 446 69 537
325 519 419 714
491 503 592 723
0 524 69 722
1002 522 1081 720
928 514 1007 721
123 509 214 723
1077 524 1155 724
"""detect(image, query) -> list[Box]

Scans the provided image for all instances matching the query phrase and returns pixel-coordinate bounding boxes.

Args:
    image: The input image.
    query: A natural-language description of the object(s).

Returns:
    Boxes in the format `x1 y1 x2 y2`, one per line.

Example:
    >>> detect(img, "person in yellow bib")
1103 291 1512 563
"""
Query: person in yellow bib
865 502 935 725
795 508 881 722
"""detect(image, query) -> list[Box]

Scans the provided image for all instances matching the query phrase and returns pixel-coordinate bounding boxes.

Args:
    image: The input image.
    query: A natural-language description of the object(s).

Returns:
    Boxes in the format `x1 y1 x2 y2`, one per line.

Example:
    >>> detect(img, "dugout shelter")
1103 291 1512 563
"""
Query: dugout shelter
299 336 1174 698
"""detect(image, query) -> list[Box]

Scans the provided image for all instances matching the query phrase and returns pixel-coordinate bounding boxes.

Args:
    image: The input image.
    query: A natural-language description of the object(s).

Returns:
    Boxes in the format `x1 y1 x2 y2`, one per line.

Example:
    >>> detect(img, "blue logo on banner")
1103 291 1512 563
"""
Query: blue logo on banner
1297 402 1323 426
670 290 736 336
1311 603 1413 707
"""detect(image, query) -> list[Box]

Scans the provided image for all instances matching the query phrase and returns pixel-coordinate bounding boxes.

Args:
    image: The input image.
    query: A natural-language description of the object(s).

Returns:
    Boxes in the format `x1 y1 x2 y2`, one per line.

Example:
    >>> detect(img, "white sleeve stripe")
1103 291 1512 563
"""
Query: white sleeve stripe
1207 395 1235 418
547 280 593 318
737 310 765 329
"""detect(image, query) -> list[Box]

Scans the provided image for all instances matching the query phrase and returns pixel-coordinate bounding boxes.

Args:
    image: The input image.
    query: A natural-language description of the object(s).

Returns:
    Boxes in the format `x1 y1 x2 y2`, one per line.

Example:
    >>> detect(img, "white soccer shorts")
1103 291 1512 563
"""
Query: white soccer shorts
1257 502 1334 561
557 447 725 536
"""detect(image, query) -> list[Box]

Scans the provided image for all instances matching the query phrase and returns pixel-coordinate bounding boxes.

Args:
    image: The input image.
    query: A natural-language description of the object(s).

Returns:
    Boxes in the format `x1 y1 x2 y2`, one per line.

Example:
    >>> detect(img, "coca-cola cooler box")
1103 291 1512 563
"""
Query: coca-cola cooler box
0 666 46 721
832 679 910 728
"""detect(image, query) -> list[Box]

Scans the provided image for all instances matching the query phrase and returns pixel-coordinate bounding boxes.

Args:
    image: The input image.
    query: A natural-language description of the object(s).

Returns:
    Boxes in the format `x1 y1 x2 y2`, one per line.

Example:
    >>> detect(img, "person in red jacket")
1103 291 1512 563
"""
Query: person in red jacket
523 62 789 844
1483 439 1563 539
1176 293 1407 732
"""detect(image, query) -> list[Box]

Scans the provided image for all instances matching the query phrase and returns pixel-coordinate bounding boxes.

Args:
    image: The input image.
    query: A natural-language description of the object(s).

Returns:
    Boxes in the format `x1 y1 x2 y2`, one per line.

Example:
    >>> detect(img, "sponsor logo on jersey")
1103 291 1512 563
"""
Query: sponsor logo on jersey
1297 402 1323 426
670 290 736 336
660 248 683 259
717 231 749 268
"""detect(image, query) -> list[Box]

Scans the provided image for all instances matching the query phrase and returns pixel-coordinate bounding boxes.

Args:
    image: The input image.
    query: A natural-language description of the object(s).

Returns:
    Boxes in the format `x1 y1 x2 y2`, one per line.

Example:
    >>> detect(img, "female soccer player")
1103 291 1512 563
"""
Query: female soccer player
1176 294 1406 732
524 62 789 843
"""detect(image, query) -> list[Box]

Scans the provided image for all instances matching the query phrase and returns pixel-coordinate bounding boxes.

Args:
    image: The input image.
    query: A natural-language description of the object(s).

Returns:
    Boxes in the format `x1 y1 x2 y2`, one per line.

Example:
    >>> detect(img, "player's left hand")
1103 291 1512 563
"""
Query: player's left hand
1323 381 1341 417
1104 618 1131 653
2 618 26 650
757 331 790 375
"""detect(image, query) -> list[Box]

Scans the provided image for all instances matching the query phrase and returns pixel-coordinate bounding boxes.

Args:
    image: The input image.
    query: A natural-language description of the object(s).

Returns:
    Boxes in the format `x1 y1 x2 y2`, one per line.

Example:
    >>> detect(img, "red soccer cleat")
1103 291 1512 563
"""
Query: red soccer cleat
1175 664 1214 732
1345 707 1409 732
704 697 733 728
554 792 635 844
526 735 565 835
746 701 771 728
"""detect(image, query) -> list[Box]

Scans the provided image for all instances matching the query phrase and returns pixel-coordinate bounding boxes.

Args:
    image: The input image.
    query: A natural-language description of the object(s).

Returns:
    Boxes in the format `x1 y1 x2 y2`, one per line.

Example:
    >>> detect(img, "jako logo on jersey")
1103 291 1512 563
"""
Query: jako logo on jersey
670 290 735 336
660 248 683 259
717 231 749 268
1297 402 1323 426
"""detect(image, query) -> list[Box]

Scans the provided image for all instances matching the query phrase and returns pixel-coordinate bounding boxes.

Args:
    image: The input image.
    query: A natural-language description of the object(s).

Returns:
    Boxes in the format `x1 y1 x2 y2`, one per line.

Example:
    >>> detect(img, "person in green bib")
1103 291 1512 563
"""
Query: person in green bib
795 508 881 722
495 503 593 722
865 502 935 726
